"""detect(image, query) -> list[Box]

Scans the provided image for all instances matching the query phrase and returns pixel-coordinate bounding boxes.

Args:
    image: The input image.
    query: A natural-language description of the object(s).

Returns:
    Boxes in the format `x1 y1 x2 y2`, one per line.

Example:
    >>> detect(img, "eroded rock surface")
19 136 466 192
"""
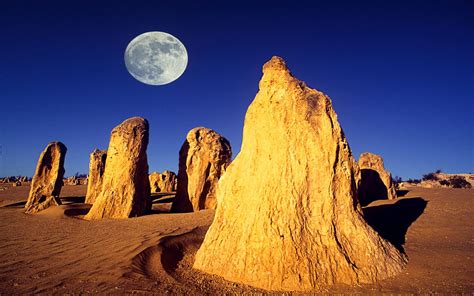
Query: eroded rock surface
193 57 406 291
358 152 397 206
64 176 80 186
171 127 231 212
85 149 107 204
149 170 177 193
1 176 28 183
25 142 67 214
84 117 151 220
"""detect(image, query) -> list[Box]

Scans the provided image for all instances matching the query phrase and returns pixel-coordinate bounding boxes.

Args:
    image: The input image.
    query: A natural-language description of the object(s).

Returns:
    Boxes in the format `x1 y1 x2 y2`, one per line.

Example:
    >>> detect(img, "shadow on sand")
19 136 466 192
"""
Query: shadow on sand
3 196 85 208
63 204 92 216
2 193 176 217
363 197 427 252
396 189 410 197
47 194 176 217
160 226 208 275
60 196 86 204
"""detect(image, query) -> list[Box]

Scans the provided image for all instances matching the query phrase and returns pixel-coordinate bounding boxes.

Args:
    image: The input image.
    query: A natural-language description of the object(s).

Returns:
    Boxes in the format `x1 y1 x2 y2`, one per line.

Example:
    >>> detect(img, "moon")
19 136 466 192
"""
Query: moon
124 31 188 85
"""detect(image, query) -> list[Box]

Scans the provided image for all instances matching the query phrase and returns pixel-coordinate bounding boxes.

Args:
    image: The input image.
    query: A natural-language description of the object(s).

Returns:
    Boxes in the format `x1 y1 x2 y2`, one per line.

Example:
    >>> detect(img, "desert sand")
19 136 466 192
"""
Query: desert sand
0 183 472 294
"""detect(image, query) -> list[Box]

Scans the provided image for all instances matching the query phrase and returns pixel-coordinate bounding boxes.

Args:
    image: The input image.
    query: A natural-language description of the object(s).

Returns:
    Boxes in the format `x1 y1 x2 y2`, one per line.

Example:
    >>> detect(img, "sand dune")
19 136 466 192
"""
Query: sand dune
0 184 472 294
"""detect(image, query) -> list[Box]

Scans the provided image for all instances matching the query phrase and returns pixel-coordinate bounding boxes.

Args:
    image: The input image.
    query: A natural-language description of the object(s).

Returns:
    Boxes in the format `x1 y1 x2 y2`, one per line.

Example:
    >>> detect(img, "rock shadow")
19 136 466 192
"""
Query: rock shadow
171 140 194 213
125 227 208 282
160 226 208 275
358 169 388 206
396 189 410 197
64 204 92 216
60 195 85 204
198 163 212 210
363 197 427 252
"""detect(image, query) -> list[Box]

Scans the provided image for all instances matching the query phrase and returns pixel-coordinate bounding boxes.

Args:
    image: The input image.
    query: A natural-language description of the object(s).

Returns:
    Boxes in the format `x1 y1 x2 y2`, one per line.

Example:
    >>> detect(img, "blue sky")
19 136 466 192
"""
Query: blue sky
0 0 472 179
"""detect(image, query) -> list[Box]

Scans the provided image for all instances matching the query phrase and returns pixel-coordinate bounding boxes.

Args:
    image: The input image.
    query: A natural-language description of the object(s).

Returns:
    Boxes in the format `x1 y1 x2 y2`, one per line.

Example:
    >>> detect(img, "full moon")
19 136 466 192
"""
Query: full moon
124 31 188 85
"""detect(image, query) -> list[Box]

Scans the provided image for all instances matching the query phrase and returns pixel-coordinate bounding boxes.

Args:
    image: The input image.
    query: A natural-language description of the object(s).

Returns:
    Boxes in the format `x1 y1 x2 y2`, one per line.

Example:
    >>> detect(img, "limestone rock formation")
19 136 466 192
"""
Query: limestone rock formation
1 176 17 183
171 127 232 212
6 176 15 183
149 170 177 193
405 173 473 189
193 57 406 291
149 172 159 192
25 142 67 214
358 152 397 206
84 117 151 220
85 149 107 204
64 176 80 185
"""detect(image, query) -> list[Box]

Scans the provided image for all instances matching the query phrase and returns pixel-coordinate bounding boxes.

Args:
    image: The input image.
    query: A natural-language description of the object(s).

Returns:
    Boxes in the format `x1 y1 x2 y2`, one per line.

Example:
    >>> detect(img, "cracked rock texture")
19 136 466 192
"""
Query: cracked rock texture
85 149 107 204
149 170 177 193
172 127 232 212
85 117 151 220
25 142 67 214
358 152 397 206
193 57 406 291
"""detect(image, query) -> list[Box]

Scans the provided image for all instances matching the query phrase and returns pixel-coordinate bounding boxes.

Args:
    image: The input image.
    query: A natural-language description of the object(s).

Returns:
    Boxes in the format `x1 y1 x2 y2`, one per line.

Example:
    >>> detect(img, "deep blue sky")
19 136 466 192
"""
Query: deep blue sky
1 0 472 179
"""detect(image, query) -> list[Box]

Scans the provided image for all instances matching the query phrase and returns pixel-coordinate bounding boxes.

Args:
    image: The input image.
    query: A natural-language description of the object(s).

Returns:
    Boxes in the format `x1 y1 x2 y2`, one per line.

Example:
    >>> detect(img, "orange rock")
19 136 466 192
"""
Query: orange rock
172 127 231 212
25 142 67 214
193 57 406 291
358 152 398 205
85 149 107 204
149 170 176 193
84 117 151 219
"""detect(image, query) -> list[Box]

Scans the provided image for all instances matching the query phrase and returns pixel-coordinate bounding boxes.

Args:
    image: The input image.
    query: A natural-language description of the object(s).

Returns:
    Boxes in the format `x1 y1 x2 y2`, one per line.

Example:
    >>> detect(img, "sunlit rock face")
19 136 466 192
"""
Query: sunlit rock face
358 152 397 206
171 127 232 212
84 117 151 220
193 57 406 291
25 142 67 214
85 149 107 205
149 170 177 193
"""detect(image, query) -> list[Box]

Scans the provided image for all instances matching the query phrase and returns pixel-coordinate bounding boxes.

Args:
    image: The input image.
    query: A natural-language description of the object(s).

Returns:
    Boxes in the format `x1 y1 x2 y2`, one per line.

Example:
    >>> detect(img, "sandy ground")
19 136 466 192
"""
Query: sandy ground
0 184 472 294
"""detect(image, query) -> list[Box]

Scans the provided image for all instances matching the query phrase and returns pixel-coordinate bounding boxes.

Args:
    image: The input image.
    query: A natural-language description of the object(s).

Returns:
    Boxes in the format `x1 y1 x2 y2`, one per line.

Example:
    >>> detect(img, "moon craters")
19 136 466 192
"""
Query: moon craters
124 32 188 85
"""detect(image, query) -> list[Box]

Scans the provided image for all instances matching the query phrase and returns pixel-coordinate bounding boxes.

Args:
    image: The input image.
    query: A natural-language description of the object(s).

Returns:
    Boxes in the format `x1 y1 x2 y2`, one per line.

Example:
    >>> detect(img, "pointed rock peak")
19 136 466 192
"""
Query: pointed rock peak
263 56 289 73
259 56 315 95
261 56 293 82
